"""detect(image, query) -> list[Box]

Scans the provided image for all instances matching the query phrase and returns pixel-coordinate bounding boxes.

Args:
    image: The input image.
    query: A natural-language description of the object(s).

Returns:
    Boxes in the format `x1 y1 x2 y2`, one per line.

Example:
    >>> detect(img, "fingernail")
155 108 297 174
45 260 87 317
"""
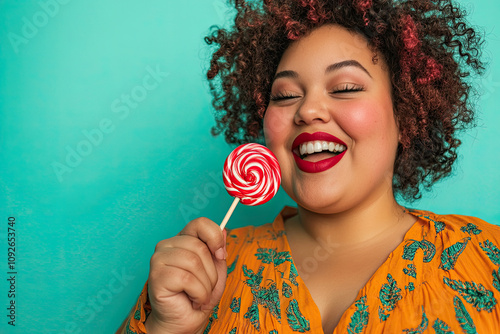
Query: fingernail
215 247 225 260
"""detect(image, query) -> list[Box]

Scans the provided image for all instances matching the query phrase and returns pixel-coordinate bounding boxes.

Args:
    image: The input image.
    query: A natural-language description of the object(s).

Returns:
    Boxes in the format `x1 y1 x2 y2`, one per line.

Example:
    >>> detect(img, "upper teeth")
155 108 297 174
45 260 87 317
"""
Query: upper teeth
299 141 347 156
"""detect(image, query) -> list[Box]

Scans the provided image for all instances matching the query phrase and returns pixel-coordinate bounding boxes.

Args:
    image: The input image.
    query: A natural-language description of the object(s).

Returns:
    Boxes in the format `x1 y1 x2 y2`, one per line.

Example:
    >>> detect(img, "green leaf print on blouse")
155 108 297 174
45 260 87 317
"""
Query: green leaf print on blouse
432 318 455 333
434 221 446 234
378 274 402 321
402 239 436 263
286 299 310 333
203 305 219 334
402 306 428 333
439 237 471 271
244 303 261 331
347 295 369 334
243 265 264 287
242 264 282 330
256 281 281 320
289 262 299 287
443 277 497 312
493 268 500 293
460 223 482 236
255 248 298 287
403 264 417 278
282 281 292 298
256 248 293 266
230 297 241 313
133 308 141 321
126 320 140 334
413 214 445 233
453 296 477 334
479 240 500 266
227 255 239 274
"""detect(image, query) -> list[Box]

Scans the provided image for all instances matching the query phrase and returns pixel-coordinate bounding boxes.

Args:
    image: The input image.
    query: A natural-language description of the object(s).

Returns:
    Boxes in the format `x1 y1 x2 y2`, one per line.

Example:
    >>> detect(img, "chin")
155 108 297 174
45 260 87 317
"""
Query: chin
290 189 349 215
300 202 346 215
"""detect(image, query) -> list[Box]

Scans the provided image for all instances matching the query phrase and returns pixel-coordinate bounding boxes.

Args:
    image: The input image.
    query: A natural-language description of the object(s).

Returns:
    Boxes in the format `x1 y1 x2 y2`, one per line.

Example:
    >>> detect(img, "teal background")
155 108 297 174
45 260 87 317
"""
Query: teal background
0 0 498 333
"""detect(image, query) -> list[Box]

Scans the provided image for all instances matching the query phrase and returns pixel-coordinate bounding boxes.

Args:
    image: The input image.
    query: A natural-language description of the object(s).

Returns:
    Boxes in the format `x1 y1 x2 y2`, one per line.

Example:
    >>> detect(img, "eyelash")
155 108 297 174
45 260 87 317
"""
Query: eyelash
269 92 300 101
269 84 364 101
335 84 364 94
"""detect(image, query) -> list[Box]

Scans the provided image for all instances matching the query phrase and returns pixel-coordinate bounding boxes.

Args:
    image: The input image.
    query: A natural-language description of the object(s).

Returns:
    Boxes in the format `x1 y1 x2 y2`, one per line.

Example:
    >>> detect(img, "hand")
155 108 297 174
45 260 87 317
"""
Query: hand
145 217 227 334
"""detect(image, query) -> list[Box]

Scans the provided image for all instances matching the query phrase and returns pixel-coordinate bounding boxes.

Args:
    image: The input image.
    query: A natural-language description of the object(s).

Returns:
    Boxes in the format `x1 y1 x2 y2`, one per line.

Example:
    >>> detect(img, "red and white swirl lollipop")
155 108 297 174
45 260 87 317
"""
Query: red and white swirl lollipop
220 143 281 229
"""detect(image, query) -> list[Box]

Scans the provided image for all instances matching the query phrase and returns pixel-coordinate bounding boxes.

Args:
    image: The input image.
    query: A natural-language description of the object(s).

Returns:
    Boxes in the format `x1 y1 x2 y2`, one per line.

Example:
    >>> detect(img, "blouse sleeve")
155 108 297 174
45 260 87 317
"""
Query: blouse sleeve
116 281 152 334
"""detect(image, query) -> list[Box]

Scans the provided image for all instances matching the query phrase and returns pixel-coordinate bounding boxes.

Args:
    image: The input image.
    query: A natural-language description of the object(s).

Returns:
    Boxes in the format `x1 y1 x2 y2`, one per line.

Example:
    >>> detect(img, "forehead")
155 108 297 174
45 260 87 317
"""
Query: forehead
277 24 380 72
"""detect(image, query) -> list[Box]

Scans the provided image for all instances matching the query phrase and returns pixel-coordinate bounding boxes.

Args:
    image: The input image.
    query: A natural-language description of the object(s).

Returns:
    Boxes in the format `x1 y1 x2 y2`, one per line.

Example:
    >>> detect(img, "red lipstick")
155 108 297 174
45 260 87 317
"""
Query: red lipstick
292 132 347 173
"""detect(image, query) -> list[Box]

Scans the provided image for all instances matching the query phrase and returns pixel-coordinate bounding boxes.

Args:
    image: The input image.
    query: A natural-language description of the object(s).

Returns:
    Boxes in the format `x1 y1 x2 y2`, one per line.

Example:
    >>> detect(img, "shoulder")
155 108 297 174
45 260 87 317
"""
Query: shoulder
407 208 500 273
408 208 500 241
226 222 286 253
403 209 500 329
226 222 278 241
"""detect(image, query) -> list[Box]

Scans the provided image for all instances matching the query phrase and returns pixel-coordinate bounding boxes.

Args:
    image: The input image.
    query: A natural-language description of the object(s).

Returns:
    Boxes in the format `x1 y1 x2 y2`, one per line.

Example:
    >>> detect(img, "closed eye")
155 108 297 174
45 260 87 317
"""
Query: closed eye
331 84 364 93
269 92 301 101
270 84 364 101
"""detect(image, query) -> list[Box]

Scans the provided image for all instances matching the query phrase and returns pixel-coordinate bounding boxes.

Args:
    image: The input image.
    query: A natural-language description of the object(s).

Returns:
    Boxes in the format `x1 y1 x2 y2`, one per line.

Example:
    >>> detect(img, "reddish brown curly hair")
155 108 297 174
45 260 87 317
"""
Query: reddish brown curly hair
204 0 485 200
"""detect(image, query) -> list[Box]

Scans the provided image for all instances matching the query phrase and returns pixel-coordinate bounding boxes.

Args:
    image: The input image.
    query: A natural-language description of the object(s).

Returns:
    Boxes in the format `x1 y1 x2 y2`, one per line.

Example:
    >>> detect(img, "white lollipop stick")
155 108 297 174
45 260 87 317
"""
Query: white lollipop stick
220 197 240 230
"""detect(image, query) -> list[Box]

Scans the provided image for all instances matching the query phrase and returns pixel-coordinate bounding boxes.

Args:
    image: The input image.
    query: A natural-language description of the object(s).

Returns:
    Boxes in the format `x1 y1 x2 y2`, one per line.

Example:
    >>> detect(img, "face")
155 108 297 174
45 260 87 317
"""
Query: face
263 24 400 214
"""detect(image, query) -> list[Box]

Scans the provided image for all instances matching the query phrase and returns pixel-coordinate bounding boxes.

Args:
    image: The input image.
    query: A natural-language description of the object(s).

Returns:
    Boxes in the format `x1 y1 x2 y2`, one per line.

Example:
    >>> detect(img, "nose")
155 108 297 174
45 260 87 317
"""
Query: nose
293 91 332 126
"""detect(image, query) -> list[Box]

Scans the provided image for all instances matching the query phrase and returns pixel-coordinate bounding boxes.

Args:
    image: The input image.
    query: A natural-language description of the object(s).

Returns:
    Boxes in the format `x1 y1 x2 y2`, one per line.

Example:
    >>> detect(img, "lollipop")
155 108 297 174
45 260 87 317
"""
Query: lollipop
220 143 281 229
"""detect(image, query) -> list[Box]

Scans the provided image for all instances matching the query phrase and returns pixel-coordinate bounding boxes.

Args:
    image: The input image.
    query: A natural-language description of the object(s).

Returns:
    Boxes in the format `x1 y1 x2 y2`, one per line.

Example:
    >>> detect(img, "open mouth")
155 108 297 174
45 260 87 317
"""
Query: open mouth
292 132 347 173
294 141 347 162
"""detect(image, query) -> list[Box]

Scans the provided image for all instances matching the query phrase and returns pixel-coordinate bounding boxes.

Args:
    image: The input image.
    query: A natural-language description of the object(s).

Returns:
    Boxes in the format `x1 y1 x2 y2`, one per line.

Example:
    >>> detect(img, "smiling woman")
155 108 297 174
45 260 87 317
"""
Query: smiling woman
118 0 500 333
265 25 400 214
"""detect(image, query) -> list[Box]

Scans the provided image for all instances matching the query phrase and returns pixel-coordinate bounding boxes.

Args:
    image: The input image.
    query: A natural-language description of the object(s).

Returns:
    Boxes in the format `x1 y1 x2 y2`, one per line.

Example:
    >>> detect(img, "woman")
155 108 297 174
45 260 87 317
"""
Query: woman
119 0 500 333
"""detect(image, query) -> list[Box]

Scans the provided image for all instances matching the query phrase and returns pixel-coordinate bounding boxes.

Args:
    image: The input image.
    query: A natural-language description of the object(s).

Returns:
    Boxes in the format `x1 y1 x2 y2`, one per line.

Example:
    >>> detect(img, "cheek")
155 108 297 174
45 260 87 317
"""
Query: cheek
339 99 397 140
263 107 291 147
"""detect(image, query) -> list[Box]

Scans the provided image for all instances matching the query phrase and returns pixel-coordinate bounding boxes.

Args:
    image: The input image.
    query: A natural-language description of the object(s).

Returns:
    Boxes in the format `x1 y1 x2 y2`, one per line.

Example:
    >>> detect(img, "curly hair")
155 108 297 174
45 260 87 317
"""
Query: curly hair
204 0 485 200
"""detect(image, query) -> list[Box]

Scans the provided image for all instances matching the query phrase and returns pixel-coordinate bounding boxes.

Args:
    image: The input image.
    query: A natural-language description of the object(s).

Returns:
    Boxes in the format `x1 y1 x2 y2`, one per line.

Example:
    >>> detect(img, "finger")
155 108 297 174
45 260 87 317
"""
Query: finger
150 246 214 295
149 264 211 307
178 217 225 258
154 235 219 289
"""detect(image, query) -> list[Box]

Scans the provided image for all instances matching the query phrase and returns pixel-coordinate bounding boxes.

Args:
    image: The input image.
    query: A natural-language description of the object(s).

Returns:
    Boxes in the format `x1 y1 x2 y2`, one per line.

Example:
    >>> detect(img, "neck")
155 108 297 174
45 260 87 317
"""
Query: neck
294 192 408 249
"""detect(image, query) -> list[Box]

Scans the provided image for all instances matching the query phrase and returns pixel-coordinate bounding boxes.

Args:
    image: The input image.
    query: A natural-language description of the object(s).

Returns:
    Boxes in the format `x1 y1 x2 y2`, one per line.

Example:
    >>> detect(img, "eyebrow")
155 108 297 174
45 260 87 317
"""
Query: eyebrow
326 60 372 78
273 59 372 81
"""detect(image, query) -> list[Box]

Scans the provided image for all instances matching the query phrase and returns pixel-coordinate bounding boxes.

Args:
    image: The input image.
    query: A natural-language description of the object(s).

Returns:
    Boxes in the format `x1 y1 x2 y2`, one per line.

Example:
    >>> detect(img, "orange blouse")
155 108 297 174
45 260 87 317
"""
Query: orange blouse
119 207 500 333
